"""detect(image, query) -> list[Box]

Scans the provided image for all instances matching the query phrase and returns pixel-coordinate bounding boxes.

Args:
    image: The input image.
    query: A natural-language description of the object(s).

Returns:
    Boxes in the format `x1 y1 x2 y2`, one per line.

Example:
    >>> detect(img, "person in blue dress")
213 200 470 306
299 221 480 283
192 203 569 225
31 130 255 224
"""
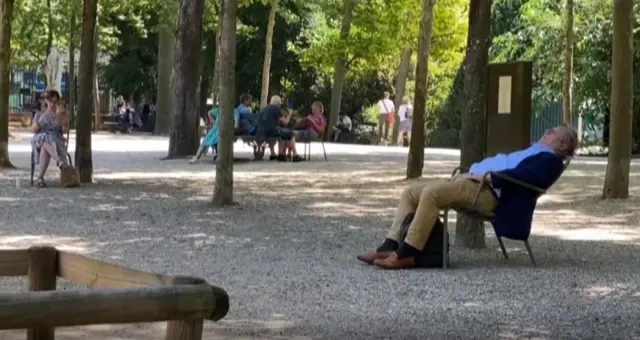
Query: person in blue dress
189 104 240 164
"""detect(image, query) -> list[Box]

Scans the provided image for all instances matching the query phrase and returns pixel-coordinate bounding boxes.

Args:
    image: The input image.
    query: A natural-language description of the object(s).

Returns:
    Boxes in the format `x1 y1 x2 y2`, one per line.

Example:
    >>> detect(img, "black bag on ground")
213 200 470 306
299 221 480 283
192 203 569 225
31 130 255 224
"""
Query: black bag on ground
399 212 449 268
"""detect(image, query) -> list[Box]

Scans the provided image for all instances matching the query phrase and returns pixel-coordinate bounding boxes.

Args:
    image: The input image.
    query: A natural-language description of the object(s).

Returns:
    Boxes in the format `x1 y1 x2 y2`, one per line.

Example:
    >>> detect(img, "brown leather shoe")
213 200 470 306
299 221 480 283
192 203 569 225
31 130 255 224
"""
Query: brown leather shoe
373 252 417 270
357 251 393 265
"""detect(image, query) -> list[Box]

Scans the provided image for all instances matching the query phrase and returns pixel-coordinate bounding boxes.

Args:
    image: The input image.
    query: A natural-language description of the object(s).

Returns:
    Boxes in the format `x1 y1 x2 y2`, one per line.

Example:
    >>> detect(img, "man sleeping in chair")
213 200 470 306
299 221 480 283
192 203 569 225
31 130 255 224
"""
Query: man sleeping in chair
358 125 578 270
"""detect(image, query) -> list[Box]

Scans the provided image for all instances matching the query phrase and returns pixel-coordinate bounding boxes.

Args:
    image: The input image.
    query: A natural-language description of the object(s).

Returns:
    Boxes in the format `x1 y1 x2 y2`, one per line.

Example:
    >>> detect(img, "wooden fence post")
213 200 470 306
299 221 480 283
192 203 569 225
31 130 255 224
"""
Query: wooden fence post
164 276 206 340
27 246 58 340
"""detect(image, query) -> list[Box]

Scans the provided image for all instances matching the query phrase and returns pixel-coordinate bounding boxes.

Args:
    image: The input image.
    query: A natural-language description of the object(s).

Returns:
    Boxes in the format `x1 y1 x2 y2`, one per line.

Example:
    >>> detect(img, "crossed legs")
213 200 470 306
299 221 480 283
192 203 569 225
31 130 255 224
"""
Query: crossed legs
358 179 497 269
36 142 65 186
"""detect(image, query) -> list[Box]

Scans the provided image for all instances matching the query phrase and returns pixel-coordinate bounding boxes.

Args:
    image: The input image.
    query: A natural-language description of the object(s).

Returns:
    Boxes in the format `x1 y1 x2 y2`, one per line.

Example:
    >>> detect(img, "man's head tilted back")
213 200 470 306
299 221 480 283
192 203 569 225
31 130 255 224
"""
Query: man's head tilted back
270 95 282 106
540 125 579 157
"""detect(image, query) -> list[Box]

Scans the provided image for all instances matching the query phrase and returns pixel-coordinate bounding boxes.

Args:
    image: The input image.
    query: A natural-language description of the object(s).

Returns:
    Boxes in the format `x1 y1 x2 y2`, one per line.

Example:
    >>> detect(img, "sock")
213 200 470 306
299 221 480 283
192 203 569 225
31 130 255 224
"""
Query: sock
376 238 399 252
396 243 421 259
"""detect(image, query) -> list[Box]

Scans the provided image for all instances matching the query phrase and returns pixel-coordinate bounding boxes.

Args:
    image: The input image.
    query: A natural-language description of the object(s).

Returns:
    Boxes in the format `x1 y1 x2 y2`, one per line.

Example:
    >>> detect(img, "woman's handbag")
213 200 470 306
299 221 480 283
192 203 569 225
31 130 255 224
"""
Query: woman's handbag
60 165 80 188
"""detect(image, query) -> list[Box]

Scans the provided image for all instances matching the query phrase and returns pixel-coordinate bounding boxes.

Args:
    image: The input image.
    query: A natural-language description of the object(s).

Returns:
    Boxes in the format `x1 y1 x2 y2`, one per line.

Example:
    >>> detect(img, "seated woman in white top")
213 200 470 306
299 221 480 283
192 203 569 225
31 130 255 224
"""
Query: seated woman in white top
332 112 352 142
397 97 413 146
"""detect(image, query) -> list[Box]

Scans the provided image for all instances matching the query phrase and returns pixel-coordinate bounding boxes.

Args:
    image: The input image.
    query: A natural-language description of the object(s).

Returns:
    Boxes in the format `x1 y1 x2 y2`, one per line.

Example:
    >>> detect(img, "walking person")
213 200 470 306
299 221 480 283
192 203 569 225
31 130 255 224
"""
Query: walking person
397 97 413 146
377 91 395 144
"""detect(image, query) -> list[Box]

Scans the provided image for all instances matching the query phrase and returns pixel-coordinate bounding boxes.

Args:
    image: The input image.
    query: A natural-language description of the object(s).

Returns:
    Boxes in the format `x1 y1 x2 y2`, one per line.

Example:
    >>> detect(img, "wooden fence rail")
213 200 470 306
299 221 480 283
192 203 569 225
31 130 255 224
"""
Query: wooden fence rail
0 246 230 340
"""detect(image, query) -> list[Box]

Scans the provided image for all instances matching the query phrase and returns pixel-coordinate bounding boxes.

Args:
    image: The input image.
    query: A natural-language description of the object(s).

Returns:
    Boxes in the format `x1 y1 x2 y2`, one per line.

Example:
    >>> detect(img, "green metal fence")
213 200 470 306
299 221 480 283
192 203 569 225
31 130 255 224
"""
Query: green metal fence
530 101 579 143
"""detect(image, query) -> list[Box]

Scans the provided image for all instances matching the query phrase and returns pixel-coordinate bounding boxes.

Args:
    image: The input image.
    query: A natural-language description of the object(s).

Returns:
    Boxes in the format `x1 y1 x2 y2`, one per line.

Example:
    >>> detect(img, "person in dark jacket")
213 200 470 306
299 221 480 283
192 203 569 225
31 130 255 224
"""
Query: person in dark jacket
357 125 578 270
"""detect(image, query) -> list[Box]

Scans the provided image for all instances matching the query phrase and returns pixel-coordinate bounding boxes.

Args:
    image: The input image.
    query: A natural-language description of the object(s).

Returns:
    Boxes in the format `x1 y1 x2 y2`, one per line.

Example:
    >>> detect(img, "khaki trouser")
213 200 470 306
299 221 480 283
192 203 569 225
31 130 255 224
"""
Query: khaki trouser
378 114 391 142
386 179 498 250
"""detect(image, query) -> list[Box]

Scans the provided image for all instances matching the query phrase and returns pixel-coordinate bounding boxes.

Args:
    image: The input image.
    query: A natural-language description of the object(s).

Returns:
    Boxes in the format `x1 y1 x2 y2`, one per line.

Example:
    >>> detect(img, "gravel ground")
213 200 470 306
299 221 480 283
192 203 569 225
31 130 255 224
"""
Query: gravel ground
1 131 640 339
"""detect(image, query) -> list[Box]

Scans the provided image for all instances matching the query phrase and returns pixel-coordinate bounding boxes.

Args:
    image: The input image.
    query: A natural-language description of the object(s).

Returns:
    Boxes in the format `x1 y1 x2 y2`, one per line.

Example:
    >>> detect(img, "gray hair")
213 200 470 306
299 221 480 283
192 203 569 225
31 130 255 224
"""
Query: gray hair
383 91 390 99
270 95 282 106
561 126 579 156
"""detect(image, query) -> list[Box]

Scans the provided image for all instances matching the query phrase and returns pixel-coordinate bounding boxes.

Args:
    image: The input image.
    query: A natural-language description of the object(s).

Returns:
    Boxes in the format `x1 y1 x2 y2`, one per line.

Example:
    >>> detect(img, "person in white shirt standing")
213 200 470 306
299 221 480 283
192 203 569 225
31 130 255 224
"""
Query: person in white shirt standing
397 97 413 146
377 91 395 144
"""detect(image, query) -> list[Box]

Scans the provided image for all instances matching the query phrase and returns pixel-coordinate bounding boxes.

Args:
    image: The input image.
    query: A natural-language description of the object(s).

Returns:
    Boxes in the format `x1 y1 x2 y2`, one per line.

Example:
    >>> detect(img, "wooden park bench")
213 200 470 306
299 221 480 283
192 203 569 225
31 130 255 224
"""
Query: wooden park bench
9 110 32 127
0 246 229 340
440 158 571 269
98 113 117 132
241 135 281 160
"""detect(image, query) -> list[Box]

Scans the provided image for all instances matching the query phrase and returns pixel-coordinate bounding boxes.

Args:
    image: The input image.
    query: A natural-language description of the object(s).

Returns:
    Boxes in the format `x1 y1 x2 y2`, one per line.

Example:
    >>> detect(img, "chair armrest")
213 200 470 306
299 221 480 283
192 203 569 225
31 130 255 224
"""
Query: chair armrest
488 171 546 194
469 173 494 206
450 166 468 178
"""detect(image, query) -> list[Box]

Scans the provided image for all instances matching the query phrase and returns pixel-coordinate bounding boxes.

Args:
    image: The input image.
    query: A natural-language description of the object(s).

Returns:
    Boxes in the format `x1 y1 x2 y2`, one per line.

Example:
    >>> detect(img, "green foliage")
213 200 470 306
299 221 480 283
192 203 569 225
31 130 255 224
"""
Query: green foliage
10 0 466 134
431 0 640 148
300 0 467 129
100 12 158 101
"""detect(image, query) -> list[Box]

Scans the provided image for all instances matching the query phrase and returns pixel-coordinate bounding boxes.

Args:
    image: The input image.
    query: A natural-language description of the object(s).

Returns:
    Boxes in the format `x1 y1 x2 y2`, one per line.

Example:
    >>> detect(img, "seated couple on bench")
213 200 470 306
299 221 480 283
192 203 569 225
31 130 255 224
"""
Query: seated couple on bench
357 125 578 270
254 95 326 162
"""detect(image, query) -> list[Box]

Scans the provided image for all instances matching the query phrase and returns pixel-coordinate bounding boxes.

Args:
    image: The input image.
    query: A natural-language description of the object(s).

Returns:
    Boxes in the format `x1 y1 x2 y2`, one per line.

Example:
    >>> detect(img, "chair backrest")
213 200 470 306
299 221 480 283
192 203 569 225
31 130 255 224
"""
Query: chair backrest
547 156 572 190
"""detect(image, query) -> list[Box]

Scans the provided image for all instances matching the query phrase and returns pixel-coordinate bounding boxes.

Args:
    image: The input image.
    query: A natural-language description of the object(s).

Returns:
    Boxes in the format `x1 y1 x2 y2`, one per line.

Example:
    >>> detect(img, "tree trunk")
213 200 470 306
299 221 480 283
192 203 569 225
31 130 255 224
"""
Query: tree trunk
212 0 237 206
260 0 278 108
154 21 175 135
602 0 633 199
199 74 211 122
68 11 76 126
0 0 14 168
392 48 412 143
455 0 492 249
327 0 357 140
199 32 216 122
92 23 100 131
46 0 53 61
75 0 98 183
562 0 573 126
406 1 436 179
167 0 206 158
211 6 223 107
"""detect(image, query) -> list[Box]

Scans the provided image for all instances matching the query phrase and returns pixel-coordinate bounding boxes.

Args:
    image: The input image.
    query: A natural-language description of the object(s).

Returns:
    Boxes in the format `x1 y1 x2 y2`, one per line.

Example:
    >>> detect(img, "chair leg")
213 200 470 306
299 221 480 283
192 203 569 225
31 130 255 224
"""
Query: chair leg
303 140 307 160
442 209 449 269
524 240 537 266
321 140 327 162
496 235 509 260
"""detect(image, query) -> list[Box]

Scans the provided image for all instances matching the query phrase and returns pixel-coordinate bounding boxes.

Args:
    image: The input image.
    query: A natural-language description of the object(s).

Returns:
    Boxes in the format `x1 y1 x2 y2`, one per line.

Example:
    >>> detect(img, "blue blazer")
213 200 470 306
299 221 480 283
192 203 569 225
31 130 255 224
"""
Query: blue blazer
490 152 565 240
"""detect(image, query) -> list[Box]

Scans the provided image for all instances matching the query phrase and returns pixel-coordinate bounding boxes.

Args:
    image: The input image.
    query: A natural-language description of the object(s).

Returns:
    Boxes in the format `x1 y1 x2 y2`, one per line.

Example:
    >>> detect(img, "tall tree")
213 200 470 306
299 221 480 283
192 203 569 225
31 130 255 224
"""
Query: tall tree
455 0 492 248
75 0 98 182
259 0 278 107
154 0 176 135
327 0 357 140
562 0 574 126
91 21 100 131
212 0 237 206
392 48 412 144
68 4 77 125
0 0 14 168
406 0 436 179
602 0 633 199
167 0 206 157
211 4 223 107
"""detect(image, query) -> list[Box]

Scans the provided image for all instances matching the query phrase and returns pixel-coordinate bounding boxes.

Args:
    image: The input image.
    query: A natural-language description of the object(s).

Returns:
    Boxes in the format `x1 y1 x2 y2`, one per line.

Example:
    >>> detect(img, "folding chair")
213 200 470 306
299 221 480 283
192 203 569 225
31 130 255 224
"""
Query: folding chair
440 158 572 269
301 131 327 162
30 129 73 186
